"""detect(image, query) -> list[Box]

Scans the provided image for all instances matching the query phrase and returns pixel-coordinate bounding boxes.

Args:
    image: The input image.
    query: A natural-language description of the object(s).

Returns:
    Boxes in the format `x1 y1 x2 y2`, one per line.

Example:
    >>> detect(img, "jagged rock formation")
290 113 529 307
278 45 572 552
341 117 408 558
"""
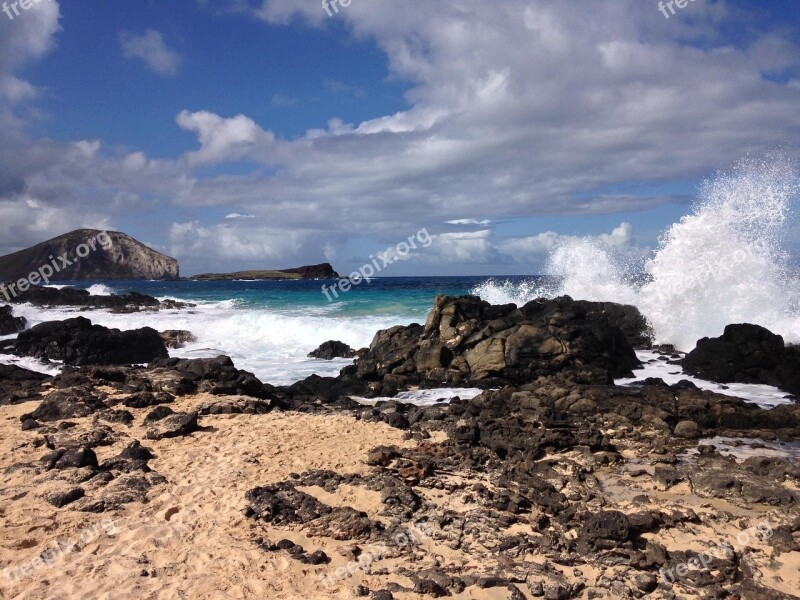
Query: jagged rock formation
15 317 169 366
4 286 191 312
683 323 800 397
0 305 25 335
307 340 357 360
0 229 179 281
346 295 645 394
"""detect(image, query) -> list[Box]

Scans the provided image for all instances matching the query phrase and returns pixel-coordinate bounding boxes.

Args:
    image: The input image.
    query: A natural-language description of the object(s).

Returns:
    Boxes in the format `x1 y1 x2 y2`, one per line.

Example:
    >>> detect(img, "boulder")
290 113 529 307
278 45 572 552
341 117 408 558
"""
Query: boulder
0 364 50 405
673 420 701 439
0 305 25 335
683 323 800 396
308 340 357 360
145 411 199 440
149 356 278 401
352 295 641 390
16 317 168 366
159 330 196 349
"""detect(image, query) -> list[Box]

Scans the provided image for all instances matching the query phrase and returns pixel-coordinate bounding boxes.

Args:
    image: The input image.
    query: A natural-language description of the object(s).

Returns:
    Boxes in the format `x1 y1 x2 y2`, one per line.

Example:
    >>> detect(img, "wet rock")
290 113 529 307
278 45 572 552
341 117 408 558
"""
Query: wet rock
673 420 701 439
159 330 196 349
0 305 25 335
351 295 642 389
0 364 50 406
6 286 188 311
16 317 168 366
308 340 357 360
683 323 800 396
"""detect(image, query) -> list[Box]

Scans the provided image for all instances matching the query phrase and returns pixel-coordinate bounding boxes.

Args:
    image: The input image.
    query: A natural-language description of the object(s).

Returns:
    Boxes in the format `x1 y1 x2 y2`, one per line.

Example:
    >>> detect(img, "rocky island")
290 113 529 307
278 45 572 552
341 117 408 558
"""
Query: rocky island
0 229 179 281
190 263 340 281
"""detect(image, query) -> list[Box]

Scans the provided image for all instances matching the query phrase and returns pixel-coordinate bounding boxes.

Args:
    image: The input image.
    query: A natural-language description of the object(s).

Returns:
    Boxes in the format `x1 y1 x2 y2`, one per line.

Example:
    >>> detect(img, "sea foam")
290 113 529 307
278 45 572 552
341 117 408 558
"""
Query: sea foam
473 155 800 351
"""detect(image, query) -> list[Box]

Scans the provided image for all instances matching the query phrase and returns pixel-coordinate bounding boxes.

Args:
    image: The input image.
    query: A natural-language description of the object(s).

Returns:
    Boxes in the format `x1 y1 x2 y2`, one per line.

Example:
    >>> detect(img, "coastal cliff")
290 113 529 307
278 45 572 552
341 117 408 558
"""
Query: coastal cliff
0 229 179 281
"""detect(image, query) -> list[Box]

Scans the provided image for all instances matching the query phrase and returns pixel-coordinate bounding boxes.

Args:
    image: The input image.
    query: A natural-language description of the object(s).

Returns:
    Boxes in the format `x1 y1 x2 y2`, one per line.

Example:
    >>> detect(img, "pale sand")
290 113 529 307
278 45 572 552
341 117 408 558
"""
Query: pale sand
0 394 798 599
0 395 419 600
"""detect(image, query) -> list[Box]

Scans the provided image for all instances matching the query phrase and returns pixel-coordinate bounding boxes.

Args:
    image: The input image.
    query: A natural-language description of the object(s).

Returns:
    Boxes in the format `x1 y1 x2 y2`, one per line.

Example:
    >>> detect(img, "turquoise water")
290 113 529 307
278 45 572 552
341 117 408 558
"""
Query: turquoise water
89 276 518 318
11 276 540 385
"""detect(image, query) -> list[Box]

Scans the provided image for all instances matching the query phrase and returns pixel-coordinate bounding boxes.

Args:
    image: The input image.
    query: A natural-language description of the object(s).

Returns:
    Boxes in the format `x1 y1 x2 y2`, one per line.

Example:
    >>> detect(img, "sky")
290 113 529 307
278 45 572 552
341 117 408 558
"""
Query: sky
0 0 798 277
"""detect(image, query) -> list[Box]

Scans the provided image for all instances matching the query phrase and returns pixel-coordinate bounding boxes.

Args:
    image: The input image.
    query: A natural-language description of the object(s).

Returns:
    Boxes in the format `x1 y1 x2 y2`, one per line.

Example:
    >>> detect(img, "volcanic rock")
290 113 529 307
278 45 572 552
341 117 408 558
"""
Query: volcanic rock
0 305 25 335
16 317 168 366
308 340 357 360
683 323 800 396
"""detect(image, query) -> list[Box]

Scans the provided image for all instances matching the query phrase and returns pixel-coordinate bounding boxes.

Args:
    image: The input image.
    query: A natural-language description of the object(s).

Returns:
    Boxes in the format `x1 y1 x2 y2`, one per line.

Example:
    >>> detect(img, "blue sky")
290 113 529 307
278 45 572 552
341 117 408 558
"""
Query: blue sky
0 0 798 276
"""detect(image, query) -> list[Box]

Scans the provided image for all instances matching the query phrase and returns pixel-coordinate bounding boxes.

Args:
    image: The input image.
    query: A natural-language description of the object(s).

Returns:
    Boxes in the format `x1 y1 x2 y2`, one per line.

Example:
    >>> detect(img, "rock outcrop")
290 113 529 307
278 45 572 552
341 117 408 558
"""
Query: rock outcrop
16 317 169 366
348 295 644 393
683 323 800 397
4 286 191 312
0 364 50 405
307 340 357 360
0 305 25 335
0 229 179 281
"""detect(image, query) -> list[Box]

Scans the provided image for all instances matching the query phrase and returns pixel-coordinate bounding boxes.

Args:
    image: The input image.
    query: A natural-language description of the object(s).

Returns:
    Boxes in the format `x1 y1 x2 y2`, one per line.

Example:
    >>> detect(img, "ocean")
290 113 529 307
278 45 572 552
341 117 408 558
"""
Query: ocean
2 156 799 408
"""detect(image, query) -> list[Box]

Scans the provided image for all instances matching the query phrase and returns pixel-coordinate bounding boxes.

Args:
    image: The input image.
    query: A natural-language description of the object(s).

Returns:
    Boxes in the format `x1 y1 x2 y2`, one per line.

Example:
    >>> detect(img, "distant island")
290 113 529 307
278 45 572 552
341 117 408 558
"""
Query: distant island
0 230 339 284
190 263 340 281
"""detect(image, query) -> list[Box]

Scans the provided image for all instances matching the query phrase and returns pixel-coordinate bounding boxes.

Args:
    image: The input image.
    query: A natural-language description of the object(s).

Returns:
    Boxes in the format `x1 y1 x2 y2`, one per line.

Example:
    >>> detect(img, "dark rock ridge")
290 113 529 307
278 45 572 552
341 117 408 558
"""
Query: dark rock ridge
307 340 357 360
247 366 800 598
683 323 800 397
0 305 25 335
16 317 169 366
0 364 50 405
6 356 282 511
149 355 280 401
4 286 192 312
0 229 179 281
341 295 645 395
191 263 339 281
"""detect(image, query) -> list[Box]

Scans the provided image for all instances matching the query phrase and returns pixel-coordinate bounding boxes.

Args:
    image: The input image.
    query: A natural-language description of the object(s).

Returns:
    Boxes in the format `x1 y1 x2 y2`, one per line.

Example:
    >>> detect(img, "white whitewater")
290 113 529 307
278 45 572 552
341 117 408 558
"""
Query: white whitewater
475 155 800 352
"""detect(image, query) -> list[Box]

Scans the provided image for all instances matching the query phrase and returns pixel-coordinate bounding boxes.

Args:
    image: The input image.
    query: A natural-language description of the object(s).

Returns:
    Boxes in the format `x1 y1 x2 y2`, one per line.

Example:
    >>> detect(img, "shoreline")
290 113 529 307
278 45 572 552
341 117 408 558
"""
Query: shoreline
0 291 798 599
